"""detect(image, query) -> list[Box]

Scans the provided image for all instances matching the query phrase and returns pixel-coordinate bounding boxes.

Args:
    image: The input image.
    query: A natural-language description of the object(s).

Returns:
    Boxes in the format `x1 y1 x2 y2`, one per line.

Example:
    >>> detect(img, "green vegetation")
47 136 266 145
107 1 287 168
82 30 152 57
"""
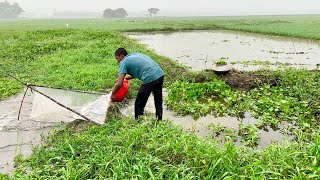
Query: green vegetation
215 58 228 65
10 117 320 179
167 69 319 124
1 16 320 178
0 29 188 100
167 68 320 147
1 15 320 40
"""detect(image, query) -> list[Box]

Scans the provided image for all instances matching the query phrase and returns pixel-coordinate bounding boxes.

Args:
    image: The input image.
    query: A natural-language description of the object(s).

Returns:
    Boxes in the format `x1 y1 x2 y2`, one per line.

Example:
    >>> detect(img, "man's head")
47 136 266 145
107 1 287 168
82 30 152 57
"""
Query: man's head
115 48 128 63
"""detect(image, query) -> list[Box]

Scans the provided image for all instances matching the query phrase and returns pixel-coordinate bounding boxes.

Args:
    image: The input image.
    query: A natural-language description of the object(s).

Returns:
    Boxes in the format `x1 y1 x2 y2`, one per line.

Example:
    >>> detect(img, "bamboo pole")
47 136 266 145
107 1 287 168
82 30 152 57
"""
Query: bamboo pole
29 84 108 95
28 86 93 122
17 87 29 121
7 74 94 123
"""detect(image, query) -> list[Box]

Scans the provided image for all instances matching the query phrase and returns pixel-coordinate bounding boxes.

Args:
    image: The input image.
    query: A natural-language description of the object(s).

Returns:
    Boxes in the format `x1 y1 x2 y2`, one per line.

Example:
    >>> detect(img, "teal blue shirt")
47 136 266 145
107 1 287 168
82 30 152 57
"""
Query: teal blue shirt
119 52 164 84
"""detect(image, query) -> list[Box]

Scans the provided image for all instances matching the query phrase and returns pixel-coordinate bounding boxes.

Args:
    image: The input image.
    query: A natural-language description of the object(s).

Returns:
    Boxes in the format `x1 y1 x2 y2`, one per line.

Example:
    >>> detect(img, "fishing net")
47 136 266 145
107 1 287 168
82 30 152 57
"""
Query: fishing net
0 86 111 131
30 87 111 124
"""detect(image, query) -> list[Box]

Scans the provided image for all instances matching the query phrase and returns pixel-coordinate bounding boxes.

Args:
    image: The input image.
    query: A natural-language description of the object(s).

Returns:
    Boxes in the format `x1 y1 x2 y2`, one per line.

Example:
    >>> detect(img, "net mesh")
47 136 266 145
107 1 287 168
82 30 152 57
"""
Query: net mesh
30 87 111 125
0 87 111 131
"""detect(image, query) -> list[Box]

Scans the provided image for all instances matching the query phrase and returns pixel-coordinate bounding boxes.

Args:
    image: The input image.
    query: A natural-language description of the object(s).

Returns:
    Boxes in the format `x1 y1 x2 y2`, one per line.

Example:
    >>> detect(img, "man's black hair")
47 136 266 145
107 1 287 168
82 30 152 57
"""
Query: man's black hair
115 48 128 56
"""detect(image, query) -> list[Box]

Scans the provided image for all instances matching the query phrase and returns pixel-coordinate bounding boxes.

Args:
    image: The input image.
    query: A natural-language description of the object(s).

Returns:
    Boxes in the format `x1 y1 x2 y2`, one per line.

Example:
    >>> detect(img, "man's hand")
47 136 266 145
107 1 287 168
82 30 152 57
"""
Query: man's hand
116 75 132 82
111 74 126 102
111 93 116 101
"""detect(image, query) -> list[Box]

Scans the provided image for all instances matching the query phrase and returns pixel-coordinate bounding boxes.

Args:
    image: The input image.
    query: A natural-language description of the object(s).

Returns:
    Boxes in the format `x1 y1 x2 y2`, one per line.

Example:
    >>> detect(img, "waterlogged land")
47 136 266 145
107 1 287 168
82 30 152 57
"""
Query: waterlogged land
127 31 320 71
0 16 320 178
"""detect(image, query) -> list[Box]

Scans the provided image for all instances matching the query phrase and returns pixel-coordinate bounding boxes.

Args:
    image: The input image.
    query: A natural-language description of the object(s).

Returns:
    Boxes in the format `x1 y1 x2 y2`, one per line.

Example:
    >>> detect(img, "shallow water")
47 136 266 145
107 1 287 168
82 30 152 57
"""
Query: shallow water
119 90 293 148
0 92 54 174
0 87 108 174
127 30 320 71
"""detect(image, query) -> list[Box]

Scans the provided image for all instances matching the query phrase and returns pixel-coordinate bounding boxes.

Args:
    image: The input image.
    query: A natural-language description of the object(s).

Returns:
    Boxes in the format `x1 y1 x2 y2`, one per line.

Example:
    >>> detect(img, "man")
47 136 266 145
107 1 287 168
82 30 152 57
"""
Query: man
111 48 165 120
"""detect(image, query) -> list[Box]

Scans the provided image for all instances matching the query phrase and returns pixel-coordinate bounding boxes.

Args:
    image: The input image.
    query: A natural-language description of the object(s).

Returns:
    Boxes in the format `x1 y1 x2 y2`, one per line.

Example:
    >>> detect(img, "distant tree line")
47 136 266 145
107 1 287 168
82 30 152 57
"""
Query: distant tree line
147 8 160 17
102 8 160 18
103 8 128 18
0 1 24 19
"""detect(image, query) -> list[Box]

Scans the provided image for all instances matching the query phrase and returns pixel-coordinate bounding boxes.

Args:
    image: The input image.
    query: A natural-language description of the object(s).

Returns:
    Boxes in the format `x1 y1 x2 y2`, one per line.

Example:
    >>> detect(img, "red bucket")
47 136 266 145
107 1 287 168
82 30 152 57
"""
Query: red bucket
113 79 130 102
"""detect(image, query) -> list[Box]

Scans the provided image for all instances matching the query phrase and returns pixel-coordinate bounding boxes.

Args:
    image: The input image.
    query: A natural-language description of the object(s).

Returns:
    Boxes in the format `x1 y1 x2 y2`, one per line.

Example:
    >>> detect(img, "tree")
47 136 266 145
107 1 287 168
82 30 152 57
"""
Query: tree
103 8 128 18
0 1 24 19
147 8 160 17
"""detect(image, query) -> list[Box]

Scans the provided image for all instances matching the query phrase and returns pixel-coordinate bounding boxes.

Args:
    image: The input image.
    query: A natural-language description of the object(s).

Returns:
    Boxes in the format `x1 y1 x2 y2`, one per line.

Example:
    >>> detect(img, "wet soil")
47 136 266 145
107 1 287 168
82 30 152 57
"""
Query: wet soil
193 69 276 90
216 69 276 90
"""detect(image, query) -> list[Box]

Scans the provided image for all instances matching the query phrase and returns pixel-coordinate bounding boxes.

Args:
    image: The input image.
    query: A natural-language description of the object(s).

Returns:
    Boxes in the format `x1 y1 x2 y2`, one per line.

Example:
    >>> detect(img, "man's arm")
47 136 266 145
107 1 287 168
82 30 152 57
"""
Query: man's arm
111 74 126 101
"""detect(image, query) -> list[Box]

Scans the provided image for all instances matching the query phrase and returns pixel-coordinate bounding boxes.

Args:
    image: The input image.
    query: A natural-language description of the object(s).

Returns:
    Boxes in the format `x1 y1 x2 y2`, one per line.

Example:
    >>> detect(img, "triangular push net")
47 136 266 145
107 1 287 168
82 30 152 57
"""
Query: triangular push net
29 87 111 125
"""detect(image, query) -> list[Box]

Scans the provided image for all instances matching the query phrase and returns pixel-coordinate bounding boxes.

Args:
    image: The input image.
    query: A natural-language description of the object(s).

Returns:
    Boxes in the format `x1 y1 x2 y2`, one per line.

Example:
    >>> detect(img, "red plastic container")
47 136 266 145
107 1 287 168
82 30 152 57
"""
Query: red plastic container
113 79 130 102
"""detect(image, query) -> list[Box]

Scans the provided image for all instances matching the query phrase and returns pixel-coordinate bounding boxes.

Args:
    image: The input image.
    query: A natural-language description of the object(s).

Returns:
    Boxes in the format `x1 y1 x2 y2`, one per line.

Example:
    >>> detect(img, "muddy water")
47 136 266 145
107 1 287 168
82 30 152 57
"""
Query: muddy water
0 91 57 174
127 31 320 71
120 90 293 148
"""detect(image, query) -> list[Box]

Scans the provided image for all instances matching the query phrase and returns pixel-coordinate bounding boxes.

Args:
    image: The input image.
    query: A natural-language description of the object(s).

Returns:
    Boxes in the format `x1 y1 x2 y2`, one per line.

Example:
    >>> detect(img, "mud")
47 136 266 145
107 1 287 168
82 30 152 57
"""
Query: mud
193 69 275 90
216 69 276 90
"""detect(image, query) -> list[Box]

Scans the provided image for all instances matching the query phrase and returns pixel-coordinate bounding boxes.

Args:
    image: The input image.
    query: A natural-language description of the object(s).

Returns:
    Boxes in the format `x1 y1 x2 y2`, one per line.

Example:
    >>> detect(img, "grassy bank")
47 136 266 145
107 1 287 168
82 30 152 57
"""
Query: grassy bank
9 117 320 179
0 29 192 100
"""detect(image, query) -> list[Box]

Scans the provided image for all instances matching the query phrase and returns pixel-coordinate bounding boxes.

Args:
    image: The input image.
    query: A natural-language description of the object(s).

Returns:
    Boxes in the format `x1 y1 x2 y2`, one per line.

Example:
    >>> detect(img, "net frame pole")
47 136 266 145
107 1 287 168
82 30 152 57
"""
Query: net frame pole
7 74 95 123
17 87 29 121
28 86 93 122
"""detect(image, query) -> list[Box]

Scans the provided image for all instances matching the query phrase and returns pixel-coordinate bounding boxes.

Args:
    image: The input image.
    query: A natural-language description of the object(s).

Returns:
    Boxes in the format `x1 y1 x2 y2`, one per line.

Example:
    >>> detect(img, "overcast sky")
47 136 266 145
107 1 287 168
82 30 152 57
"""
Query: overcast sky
7 0 320 17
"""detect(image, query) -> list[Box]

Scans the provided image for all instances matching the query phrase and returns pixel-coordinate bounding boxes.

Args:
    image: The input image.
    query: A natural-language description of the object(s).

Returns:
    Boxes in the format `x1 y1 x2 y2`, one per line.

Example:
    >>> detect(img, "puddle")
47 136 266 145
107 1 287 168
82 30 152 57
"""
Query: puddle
119 90 293 148
0 91 59 174
0 128 52 174
0 87 110 174
127 30 320 71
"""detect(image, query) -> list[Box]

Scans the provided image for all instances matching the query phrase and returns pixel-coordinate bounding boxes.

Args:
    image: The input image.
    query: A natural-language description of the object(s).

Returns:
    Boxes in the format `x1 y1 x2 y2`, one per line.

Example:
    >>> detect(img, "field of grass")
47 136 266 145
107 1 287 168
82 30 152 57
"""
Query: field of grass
0 29 192 100
7 117 319 179
0 15 320 179
0 15 320 40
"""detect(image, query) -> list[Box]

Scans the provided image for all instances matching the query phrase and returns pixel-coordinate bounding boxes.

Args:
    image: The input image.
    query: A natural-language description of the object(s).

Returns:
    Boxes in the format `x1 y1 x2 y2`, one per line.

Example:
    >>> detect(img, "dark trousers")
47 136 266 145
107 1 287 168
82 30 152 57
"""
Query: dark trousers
135 76 164 120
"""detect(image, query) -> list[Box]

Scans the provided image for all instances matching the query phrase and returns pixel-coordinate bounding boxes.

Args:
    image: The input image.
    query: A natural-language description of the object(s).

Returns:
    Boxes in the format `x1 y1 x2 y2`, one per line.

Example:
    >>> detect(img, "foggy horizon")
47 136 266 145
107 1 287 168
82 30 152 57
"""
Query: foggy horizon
5 0 320 18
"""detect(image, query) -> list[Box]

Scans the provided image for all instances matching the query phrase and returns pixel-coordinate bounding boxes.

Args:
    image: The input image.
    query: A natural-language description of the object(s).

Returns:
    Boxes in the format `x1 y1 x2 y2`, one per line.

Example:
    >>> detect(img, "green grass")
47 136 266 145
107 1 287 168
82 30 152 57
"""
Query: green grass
1 15 320 39
9 117 320 179
0 29 191 100
1 15 320 179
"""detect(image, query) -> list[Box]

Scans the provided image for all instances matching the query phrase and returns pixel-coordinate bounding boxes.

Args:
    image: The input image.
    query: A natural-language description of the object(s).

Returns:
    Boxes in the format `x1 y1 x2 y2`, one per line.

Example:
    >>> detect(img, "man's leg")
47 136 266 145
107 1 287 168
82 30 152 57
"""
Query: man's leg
135 84 151 120
153 76 164 120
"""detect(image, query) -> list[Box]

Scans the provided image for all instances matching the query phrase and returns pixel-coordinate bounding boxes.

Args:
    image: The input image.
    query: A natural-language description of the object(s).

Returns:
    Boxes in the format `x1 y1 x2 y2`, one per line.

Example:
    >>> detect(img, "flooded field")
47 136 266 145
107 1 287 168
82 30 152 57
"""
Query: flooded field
0 92 56 174
0 87 109 174
120 90 293 148
127 30 320 71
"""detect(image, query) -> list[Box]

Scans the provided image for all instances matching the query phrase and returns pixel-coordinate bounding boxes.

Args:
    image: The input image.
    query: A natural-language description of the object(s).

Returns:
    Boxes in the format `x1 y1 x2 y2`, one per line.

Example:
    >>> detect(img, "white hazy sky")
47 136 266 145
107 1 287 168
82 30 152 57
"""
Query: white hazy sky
7 0 320 16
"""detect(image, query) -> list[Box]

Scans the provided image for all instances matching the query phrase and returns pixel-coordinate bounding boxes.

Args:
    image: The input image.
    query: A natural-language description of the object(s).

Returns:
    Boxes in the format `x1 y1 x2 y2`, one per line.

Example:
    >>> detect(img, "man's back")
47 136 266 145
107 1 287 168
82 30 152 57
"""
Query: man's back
119 52 164 84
